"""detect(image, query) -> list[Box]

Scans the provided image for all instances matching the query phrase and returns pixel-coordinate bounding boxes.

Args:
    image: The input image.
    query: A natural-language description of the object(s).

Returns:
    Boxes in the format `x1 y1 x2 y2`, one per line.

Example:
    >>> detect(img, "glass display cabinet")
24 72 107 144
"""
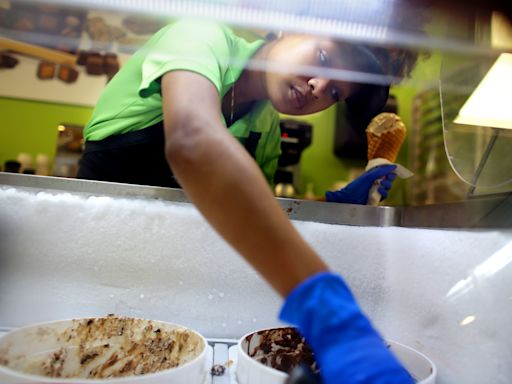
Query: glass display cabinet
0 1 511 383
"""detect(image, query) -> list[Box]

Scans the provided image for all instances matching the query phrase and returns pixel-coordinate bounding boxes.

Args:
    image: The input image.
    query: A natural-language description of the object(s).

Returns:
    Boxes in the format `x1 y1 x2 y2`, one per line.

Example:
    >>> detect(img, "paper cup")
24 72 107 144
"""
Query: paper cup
0 316 208 384
236 327 436 384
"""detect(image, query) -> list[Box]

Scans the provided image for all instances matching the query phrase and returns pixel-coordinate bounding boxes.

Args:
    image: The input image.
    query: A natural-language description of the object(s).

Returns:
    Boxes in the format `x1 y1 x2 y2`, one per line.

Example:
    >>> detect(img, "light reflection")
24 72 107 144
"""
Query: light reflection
446 277 474 299
42 0 392 41
446 242 512 301
473 242 512 279
150 51 400 85
460 315 476 326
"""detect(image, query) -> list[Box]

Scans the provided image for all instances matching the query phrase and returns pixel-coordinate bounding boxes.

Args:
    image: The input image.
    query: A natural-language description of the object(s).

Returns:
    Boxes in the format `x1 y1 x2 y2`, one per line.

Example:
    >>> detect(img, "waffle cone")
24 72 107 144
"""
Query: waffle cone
366 113 406 162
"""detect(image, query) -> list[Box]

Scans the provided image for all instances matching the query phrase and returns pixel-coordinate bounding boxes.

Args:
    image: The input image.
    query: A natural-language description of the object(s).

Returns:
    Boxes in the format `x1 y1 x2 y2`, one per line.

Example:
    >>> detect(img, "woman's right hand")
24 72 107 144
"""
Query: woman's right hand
280 272 414 384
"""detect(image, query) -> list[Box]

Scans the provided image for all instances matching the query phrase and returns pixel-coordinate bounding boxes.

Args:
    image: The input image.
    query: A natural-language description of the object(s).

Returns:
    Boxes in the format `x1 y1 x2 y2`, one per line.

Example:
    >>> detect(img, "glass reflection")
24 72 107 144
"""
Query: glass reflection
446 241 512 301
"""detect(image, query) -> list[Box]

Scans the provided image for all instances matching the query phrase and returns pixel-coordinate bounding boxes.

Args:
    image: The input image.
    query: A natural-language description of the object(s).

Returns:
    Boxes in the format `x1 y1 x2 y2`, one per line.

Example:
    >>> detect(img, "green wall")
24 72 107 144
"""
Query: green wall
0 98 93 171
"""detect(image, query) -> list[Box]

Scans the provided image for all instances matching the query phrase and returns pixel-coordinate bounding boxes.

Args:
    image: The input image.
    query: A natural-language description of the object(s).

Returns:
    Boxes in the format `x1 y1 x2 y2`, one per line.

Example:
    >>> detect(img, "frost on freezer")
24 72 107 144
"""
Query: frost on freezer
0 186 280 338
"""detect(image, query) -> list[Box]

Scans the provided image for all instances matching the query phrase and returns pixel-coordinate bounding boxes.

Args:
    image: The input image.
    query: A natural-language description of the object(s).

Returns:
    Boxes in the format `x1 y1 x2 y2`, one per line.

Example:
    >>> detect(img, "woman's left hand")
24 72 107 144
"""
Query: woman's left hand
325 164 397 205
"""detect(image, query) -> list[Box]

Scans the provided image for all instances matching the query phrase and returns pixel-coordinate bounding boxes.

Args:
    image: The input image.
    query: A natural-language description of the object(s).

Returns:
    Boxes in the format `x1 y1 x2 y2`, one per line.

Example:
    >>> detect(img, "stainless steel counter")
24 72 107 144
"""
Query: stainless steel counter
0 172 510 228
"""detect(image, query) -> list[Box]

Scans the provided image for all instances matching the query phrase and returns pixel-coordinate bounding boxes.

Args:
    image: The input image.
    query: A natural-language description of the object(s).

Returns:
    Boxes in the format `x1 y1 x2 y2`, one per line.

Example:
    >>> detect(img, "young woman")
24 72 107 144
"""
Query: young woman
78 19 400 199
79 19 419 383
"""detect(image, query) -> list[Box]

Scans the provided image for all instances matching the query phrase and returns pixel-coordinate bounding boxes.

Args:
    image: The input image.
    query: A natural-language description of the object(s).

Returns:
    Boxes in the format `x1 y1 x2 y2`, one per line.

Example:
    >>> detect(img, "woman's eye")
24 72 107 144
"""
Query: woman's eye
319 49 328 66
331 88 340 102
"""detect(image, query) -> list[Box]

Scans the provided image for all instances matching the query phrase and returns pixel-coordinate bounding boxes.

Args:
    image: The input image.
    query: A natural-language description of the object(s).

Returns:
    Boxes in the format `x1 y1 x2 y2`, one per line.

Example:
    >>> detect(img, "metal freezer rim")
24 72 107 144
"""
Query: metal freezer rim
1 172 510 228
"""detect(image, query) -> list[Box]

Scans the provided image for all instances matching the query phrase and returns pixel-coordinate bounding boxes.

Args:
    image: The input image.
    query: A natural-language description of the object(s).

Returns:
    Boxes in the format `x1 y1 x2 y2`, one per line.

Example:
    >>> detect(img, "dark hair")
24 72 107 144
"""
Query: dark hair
364 0 432 82
364 45 424 82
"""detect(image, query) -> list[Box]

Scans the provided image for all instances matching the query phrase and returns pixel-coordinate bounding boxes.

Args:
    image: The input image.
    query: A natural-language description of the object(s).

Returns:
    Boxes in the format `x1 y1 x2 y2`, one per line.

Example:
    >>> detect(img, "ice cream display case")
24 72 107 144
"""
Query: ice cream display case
1 0 511 383
0 172 511 384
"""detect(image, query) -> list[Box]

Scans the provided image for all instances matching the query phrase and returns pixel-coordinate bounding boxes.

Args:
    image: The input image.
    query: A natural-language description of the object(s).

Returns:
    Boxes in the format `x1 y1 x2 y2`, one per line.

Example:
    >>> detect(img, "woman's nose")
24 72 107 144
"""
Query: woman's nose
308 78 330 99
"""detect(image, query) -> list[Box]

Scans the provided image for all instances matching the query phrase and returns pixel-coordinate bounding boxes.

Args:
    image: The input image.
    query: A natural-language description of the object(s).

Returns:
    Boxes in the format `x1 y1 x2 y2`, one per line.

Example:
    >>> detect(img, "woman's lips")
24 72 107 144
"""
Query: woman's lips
291 87 305 110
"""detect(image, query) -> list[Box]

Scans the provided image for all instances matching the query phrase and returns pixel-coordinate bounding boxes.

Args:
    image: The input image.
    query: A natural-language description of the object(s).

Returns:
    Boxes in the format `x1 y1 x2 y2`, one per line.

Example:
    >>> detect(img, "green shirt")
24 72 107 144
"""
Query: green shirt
84 19 281 184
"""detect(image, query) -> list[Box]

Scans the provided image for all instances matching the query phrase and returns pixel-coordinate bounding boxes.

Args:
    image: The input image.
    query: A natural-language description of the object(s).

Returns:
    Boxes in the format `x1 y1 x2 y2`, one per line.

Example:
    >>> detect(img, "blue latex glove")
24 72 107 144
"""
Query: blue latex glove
280 272 414 384
325 165 397 205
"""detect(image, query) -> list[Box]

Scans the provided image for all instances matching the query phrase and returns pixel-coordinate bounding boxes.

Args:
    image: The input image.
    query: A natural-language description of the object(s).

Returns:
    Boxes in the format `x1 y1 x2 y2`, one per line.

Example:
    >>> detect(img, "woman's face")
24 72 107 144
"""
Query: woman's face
263 35 355 115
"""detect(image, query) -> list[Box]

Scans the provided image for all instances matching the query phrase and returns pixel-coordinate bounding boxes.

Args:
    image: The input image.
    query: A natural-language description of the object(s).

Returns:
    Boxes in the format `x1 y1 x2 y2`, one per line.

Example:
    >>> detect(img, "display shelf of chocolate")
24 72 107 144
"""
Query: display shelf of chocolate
85 15 127 52
245 327 318 375
0 52 19 69
37 61 56 79
85 54 104 75
103 53 120 77
57 64 79 83
76 50 100 66
77 10 156 57
0 2 87 54
122 15 167 36
77 50 120 77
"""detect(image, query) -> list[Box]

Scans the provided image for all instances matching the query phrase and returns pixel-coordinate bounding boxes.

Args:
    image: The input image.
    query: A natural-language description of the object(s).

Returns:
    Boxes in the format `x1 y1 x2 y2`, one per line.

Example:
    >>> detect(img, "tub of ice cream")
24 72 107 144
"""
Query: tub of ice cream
0 315 208 383
236 326 436 384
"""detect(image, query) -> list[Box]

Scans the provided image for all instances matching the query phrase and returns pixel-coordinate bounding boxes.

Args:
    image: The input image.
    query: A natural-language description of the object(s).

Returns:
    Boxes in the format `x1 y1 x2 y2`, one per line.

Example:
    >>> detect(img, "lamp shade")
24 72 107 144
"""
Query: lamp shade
454 53 512 130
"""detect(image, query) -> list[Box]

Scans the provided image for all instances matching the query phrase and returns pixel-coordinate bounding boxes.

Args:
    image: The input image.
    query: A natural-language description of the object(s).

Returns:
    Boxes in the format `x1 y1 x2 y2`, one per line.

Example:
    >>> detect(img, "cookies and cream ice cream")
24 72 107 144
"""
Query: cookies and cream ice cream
0 316 205 379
